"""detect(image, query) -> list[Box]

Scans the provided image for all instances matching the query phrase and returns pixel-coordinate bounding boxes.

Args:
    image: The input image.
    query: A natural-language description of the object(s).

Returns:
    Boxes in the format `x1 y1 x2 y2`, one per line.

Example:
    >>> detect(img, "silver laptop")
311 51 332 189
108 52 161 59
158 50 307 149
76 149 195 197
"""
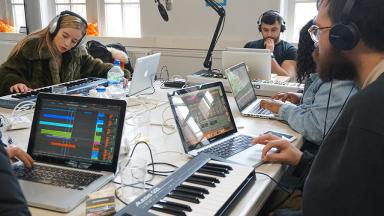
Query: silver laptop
222 48 271 81
13 93 126 212
167 82 265 167
225 62 278 119
127 53 161 96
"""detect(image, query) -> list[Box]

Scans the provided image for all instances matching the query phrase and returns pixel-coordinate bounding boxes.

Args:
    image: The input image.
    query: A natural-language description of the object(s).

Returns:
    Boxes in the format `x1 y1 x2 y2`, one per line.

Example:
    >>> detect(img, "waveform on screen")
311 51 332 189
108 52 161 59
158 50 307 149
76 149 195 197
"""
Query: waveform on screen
39 121 73 128
50 142 76 149
43 113 75 121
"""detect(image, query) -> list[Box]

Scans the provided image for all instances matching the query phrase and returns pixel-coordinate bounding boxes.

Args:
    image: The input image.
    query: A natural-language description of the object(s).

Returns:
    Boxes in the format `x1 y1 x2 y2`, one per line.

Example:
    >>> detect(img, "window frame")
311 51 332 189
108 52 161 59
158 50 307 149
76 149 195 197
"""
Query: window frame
283 0 318 43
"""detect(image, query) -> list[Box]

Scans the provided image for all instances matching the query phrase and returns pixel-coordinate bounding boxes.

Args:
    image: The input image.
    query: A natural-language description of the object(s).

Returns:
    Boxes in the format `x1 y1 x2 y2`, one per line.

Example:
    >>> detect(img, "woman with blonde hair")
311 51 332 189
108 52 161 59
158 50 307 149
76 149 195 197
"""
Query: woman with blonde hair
0 11 129 96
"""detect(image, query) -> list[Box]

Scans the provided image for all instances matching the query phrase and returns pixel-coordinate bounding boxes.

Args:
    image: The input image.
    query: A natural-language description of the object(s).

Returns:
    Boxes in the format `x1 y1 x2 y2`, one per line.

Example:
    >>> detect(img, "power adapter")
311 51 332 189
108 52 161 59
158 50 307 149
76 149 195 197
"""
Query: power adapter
163 80 185 88
7 116 32 130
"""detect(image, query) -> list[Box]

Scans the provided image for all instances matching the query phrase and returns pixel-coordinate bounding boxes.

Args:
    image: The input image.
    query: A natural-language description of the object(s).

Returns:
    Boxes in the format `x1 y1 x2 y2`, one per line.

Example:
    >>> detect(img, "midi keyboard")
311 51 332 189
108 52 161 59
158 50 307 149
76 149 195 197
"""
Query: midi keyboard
0 77 108 109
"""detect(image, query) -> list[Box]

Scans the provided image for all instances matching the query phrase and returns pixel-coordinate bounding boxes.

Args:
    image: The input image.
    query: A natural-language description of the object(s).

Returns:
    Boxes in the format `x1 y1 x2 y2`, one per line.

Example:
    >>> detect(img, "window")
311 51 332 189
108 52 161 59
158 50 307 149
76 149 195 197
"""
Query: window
0 0 26 33
103 0 141 37
55 0 86 19
10 0 26 32
284 0 318 43
292 1 317 42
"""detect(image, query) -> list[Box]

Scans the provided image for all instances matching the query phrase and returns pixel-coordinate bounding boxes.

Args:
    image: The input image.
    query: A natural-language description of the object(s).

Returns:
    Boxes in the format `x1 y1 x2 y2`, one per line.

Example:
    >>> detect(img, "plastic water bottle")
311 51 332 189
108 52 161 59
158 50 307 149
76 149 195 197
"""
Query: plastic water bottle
95 86 109 98
107 59 125 98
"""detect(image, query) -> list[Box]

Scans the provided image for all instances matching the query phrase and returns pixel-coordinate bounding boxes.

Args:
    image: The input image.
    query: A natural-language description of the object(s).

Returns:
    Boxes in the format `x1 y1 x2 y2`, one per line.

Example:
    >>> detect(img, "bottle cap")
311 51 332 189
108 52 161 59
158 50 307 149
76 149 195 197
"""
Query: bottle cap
96 86 106 92
113 59 121 66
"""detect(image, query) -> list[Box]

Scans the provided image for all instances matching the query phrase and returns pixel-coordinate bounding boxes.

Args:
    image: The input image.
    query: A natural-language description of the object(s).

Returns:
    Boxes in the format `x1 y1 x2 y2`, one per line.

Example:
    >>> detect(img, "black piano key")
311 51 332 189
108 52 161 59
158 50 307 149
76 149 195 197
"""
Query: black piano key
151 204 186 216
167 191 200 204
174 188 205 199
202 164 230 174
178 184 209 194
186 176 216 187
204 162 233 170
157 200 192 212
191 174 220 183
197 168 226 177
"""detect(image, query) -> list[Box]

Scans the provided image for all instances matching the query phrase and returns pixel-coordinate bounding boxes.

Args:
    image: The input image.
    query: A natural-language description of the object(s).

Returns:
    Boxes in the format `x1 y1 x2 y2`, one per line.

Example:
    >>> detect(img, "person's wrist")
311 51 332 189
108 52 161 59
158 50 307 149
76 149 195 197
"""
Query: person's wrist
292 149 303 166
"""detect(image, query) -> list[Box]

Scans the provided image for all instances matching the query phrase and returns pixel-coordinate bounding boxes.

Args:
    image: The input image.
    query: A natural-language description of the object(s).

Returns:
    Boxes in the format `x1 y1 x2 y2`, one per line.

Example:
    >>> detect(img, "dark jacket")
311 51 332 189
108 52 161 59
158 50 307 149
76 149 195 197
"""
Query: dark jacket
0 145 30 216
297 73 384 215
0 37 128 96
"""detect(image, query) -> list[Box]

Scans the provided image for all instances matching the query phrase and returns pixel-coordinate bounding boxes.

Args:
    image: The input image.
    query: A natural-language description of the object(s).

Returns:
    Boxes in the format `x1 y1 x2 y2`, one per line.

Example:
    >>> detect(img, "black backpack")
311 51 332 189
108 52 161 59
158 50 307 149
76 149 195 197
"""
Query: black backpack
86 40 133 75
86 40 113 64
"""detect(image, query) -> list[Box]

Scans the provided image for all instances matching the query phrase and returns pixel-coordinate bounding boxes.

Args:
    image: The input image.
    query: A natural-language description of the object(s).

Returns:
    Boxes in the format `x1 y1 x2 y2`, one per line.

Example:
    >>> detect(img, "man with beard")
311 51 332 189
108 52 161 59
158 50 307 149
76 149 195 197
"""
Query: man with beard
244 10 297 78
253 0 384 215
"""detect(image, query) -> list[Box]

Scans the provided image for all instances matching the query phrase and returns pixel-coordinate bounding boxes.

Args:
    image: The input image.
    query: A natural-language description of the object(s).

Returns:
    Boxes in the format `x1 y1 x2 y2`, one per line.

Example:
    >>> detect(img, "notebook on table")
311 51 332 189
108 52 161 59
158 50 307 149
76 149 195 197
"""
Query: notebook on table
127 53 161 96
167 81 265 167
225 62 279 120
13 93 126 212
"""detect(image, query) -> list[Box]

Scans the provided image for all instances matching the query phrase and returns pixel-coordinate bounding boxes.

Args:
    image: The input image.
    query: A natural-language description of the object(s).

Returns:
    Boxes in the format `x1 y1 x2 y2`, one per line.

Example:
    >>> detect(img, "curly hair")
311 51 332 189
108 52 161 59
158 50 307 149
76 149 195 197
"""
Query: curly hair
296 19 316 83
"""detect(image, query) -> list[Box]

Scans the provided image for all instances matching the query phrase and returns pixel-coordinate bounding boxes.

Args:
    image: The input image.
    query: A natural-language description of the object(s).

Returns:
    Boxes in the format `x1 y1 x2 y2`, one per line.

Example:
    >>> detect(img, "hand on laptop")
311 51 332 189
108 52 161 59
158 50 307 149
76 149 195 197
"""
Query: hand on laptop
6 146 34 168
272 92 302 104
252 134 302 166
260 99 284 113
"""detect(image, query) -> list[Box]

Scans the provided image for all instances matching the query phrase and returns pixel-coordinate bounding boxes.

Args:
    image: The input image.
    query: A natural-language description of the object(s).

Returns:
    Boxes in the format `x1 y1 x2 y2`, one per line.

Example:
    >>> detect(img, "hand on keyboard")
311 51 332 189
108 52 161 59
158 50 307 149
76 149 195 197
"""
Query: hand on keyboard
271 92 302 104
260 99 284 114
6 145 34 168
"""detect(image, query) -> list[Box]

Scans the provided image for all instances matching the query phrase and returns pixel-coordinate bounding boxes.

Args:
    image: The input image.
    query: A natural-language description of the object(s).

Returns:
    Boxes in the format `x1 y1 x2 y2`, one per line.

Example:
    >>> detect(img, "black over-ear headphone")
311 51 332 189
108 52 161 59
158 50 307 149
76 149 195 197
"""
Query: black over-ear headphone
257 10 286 32
329 0 360 50
49 11 88 48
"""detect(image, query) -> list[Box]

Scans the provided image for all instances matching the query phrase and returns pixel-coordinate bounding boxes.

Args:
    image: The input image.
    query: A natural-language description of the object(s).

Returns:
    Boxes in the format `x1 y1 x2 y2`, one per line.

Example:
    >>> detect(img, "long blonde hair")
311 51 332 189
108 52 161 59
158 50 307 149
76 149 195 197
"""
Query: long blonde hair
9 15 87 60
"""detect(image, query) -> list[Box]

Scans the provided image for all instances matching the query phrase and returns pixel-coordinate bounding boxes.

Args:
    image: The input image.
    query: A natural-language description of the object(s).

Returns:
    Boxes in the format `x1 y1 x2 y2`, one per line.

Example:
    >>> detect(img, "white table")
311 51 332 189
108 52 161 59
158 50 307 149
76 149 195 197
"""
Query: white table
0 81 302 216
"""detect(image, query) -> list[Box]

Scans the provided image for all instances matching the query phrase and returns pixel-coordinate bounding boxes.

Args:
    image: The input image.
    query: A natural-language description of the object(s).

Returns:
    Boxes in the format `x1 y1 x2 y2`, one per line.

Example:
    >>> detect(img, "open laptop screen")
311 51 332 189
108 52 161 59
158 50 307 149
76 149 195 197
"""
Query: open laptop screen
225 63 258 111
168 82 237 152
28 93 126 172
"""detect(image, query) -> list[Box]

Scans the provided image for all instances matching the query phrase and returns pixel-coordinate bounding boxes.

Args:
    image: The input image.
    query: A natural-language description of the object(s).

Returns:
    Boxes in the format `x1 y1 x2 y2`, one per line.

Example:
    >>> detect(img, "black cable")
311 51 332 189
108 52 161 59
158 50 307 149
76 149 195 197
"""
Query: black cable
147 162 178 176
255 171 292 194
323 85 355 139
323 81 333 140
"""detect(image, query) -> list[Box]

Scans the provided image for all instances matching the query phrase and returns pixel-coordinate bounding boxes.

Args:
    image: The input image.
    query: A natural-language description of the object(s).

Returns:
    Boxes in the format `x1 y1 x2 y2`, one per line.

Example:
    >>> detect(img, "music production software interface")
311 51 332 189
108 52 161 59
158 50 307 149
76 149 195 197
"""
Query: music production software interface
226 66 255 110
172 86 234 151
32 99 121 165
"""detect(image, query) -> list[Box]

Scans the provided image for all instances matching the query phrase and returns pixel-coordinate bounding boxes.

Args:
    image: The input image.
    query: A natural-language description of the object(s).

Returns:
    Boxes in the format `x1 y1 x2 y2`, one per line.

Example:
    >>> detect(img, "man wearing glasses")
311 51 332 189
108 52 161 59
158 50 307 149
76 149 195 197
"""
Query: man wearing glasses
253 0 384 215
244 10 297 78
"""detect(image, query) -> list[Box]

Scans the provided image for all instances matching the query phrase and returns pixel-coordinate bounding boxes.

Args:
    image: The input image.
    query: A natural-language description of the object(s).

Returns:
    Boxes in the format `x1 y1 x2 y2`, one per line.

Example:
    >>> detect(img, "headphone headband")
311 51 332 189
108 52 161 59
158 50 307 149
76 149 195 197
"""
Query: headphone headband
49 10 88 50
257 10 286 32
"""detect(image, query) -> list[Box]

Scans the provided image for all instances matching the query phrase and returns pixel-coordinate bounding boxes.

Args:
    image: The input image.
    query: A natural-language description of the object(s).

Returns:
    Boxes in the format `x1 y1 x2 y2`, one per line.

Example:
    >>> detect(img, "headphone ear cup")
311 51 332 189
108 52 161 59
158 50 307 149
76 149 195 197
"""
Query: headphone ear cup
280 22 286 32
329 22 360 50
258 23 261 32
49 15 60 35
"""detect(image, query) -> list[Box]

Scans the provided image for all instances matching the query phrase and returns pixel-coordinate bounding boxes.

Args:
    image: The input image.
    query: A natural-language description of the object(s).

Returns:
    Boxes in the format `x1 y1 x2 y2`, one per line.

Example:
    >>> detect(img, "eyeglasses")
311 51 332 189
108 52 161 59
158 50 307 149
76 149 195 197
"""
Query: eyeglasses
308 25 332 43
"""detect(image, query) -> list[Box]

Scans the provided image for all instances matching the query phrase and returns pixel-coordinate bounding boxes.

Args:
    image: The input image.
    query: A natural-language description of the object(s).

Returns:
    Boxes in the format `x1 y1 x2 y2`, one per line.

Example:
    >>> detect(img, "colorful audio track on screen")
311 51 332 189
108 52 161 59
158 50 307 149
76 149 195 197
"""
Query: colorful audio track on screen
33 103 119 165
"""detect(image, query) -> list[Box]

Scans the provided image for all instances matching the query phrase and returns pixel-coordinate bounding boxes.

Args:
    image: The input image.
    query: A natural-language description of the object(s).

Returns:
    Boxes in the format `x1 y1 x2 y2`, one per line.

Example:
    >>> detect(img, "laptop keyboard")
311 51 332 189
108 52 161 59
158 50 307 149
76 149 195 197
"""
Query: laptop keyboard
13 164 102 190
250 105 272 115
201 135 253 158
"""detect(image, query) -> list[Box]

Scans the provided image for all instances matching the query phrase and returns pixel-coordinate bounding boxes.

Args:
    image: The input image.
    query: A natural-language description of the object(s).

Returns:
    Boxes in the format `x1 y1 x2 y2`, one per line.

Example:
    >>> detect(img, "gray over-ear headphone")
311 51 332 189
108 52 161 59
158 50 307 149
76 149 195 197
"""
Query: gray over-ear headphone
329 0 360 50
49 11 88 48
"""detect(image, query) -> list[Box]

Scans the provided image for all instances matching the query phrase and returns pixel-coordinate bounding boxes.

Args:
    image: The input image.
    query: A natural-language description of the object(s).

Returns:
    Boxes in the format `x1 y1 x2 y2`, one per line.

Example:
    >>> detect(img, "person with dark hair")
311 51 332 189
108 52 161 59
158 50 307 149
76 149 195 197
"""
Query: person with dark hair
259 19 357 146
244 10 297 78
253 0 384 215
